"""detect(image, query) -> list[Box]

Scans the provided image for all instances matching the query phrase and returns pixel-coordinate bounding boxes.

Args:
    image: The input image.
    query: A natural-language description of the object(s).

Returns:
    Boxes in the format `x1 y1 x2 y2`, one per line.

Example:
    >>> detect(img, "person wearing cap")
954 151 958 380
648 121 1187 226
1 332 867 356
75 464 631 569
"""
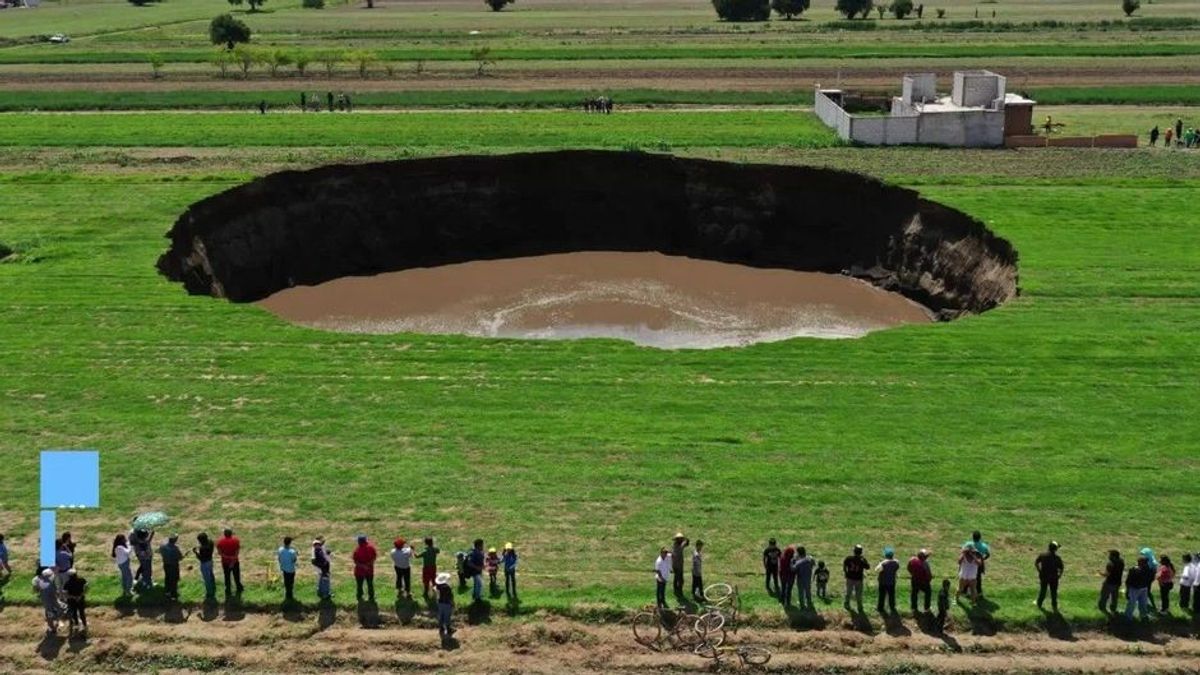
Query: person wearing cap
792 546 815 610
216 528 244 596
352 535 378 602
502 542 519 600
278 536 299 603
965 531 990 597
691 540 706 603
312 537 333 600
907 549 933 614
63 568 88 634
1035 541 1064 612
467 539 486 602
874 547 900 615
671 533 690 598
35 568 61 635
158 534 185 601
193 533 216 600
391 537 414 599
485 546 501 595
654 547 671 608
842 544 869 612
762 538 782 597
419 537 439 598
434 572 455 643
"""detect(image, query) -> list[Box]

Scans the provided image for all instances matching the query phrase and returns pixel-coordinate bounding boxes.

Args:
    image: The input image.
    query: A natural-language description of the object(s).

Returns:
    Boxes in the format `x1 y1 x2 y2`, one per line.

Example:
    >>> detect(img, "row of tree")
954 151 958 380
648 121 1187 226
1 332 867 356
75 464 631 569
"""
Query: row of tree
713 0 928 21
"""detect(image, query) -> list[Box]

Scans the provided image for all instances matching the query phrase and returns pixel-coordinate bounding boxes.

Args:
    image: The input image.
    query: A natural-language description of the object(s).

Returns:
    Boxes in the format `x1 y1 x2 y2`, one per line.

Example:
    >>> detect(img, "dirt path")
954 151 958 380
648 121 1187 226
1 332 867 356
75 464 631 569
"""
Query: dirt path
1 605 1198 674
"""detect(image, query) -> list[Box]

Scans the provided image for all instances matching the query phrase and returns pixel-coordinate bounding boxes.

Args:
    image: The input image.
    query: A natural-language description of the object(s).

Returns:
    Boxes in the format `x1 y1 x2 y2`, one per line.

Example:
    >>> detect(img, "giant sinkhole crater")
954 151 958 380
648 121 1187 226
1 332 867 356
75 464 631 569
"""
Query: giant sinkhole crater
157 151 1019 349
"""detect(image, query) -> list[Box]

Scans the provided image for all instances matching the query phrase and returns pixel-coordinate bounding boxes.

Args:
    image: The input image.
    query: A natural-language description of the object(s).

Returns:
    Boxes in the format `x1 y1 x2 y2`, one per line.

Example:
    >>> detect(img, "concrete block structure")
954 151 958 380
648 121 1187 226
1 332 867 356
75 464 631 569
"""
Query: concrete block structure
815 71 1035 148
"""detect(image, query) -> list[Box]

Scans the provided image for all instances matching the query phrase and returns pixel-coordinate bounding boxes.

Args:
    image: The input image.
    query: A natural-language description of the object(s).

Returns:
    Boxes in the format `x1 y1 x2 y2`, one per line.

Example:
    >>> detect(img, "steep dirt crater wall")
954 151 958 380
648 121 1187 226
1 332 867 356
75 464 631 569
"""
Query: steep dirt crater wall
157 151 1018 320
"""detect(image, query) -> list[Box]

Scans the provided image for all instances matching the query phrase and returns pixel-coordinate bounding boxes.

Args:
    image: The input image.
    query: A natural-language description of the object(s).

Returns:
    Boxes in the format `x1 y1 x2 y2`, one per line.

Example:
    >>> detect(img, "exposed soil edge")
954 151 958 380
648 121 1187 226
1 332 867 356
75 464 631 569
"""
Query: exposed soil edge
156 150 1019 320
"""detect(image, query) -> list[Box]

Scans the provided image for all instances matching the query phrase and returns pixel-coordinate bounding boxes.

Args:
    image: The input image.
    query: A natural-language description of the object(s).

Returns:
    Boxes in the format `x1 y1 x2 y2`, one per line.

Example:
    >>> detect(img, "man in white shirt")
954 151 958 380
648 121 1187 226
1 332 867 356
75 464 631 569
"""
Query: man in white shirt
1180 553 1199 611
654 548 671 608
391 538 414 599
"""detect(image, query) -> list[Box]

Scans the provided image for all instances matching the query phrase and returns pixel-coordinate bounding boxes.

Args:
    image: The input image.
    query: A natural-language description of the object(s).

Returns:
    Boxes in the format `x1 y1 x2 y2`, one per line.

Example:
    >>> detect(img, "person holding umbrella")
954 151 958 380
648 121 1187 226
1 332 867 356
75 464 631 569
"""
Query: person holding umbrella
131 528 154 591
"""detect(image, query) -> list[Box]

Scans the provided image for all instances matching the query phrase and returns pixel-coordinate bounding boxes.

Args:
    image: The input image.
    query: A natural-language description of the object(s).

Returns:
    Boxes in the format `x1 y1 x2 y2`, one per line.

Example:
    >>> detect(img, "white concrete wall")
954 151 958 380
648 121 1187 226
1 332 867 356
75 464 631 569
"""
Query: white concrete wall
849 115 919 145
916 110 1005 147
952 72 1004 108
814 90 853 141
902 74 937 105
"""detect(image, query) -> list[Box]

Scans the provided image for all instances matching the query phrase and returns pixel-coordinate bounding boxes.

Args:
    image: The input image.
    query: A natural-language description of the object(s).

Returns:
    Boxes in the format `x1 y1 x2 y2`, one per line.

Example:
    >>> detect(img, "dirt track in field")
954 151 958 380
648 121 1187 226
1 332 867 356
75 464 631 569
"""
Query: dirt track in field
1 63 1198 93
1 605 1199 674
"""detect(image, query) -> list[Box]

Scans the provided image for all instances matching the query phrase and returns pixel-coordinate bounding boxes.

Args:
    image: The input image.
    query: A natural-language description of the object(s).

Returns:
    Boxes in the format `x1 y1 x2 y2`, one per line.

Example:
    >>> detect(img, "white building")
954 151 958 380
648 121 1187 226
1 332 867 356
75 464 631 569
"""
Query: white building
815 71 1035 148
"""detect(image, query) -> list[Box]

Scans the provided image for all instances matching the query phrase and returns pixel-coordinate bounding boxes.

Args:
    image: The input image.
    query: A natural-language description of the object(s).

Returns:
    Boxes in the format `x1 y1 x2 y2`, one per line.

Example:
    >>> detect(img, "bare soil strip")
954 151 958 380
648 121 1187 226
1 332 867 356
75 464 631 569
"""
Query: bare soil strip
1 606 1198 674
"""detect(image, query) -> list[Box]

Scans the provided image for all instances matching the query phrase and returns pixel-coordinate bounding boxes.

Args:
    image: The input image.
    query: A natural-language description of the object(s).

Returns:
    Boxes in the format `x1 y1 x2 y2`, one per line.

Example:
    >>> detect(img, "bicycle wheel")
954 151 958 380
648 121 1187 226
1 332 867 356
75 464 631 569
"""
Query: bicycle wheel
668 615 703 651
631 612 661 647
703 582 734 606
694 610 726 634
692 641 720 660
738 645 773 666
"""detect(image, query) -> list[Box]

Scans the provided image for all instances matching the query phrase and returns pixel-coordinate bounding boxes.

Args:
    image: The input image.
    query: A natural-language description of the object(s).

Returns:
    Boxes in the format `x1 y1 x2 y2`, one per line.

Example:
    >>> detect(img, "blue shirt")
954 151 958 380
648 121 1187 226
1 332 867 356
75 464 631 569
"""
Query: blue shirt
56 548 73 571
278 546 298 574
503 550 518 571
0 542 8 561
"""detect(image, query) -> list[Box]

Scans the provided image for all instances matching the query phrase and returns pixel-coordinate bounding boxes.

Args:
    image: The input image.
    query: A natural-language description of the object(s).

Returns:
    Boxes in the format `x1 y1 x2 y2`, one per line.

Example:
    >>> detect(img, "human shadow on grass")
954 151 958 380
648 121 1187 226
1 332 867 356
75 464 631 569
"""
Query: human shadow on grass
357 600 382 629
65 631 89 655
783 604 827 631
317 597 337 630
503 595 522 617
281 599 306 623
222 596 246 623
393 596 419 625
1039 608 1075 642
844 608 876 636
881 610 912 637
958 597 1000 636
466 599 492 626
440 635 461 651
36 633 65 661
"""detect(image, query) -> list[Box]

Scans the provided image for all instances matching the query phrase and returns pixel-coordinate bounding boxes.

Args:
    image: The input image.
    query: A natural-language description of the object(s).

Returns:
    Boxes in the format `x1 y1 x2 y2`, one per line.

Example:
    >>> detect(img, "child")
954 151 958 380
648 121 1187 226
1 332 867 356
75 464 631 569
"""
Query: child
937 579 952 633
814 560 830 601
419 537 439 598
1157 555 1176 614
455 551 469 588
312 537 332 600
485 547 500 594
502 543 519 600
0 534 10 579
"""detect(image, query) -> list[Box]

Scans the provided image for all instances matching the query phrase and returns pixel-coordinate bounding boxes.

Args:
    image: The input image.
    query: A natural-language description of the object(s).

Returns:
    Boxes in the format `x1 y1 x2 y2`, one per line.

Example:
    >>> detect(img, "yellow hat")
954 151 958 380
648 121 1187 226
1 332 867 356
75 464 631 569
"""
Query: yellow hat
488 547 497 554
504 542 513 550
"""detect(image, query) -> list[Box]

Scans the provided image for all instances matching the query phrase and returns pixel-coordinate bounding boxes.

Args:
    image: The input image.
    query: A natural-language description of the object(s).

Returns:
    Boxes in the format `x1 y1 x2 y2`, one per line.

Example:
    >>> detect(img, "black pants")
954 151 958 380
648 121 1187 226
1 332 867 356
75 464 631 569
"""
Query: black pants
781 575 794 605
67 599 86 628
672 568 684 595
164 564 180 599
936 607 947 632
1038 578 1059 609
1179 585 1191 610
911 581 931 612
656 580 667 607
222 561 243 594
394 566 411 595
505 569 517 598
976 565 985 596
877 583 896 613
692 574 704 600
283 571 295 600
356 576 375 601
765 567 779 595
1160 582 1173 612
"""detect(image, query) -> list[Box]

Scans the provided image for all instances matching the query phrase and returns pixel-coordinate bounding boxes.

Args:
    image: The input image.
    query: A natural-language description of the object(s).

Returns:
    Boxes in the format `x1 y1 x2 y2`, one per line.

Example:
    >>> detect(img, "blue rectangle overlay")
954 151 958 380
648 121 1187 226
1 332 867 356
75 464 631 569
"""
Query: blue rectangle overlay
40 450 100 509
40 510 57 568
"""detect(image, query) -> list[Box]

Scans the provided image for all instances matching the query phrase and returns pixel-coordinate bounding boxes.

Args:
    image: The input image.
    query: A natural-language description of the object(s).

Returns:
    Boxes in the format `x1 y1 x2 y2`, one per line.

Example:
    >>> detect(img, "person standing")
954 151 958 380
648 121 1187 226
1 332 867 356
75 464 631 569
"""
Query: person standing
467 539 486 602
435 572 455 644
1150 126 1160 147
1098 549 1124 614
485 547 500 595
908 549 933 614
502 542 519 600
793 546 815 610
967 531 990 597
762 539 782 597
1125 555 1152 620
352 535 378 603
1179 553 1197 611
671 533 689 598
0 533 10 579
35 568 60 636
691 540 705 603
779 545 796 606
842 545 869 612
278 536 299 603
419 537 439 598
814 560 830 601
391 538 413 599
216 529 244 596
112 534 133 596
193 533 217 600
54 538 73 591
312 537 332 600
1035 541 1064 612
957 544 980 602
131 529 154 591
159 534 184 601
654 547 671 609
1156 555 1176 614
875 547 900 615
326 91 334 112
299 92 307 112
1175 118 1184 145
63 568 88 635
936 579 951 633
1166 128 1175 147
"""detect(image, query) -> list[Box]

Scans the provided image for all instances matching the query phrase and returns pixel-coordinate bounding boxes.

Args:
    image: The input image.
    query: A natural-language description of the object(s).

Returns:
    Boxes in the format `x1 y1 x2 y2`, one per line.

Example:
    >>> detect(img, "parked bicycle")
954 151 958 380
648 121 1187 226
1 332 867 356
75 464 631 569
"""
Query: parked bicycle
694 640 773 667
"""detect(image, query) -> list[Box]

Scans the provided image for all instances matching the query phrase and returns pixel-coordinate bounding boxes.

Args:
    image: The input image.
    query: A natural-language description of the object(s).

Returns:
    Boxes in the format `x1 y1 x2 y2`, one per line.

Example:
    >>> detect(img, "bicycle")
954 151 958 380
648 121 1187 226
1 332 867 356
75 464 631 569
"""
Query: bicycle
632 605 726 651
693 640 773 667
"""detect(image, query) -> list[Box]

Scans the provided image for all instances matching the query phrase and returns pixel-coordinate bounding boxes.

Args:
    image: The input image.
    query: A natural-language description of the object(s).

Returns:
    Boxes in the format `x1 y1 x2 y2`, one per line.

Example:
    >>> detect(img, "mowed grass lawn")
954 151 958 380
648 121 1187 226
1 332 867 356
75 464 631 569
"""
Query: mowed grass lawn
0 132 1198 626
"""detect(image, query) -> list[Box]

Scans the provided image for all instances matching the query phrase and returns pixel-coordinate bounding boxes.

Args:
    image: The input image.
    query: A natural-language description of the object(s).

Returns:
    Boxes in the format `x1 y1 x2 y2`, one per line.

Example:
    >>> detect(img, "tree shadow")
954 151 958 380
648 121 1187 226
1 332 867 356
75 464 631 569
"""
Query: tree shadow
357 600 382 628
222 597 246 622
784 604 827 631
466 599 492 626
1040 608 1076 642
317 598 338 630
394 597 418 625
36 634 65 661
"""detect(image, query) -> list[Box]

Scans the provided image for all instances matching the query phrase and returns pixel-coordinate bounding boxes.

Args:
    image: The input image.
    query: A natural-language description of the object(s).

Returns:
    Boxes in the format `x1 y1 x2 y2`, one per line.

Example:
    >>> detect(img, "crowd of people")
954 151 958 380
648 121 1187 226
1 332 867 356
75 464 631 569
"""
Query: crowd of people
1149 118 1200 148
7 526 1200 641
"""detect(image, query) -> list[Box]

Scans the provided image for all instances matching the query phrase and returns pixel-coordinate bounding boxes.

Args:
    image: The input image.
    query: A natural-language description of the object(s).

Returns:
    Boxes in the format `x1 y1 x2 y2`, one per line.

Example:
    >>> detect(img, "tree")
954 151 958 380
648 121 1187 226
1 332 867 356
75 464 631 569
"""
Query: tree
227 0 266 12
471 46 495 77
267 49 292 77
127 0 162 6
209 13 251 49
293 50 311 76
350 50 379 79
712 0 770 21
1122 0 1140 17
317 49 343 77
148 53 165 79
484 0 514 10
301 0 324 7
233 44 256 78
211 48 234 78
915 3 923 19
835 0 873 19
875 4 884 18
770 0 809 19
890 0 913 19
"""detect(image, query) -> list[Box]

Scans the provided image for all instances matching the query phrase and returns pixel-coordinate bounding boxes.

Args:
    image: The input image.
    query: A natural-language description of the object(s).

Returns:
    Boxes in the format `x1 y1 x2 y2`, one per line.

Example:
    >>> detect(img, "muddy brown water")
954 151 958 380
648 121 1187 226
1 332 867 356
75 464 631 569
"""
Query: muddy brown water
257 252 932 348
